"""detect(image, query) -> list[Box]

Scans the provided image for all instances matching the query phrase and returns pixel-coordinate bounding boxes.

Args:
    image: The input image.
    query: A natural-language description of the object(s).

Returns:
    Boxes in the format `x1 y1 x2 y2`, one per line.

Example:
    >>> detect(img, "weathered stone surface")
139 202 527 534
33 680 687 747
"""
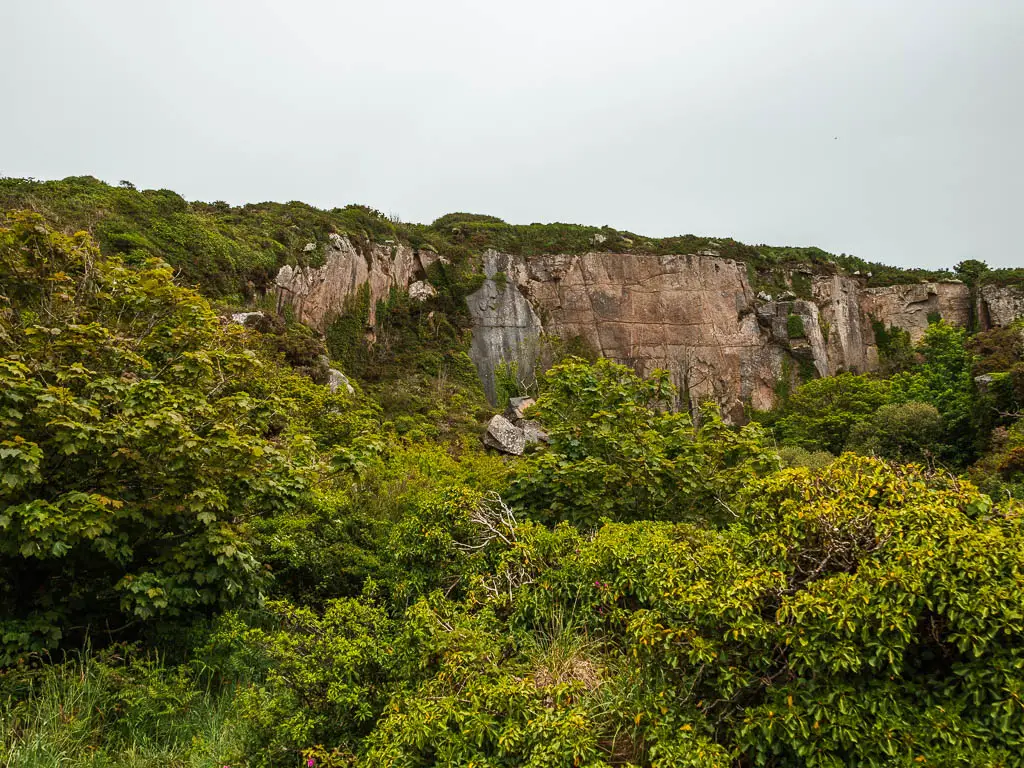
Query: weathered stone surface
327 368 354 395
466 251 543 405
230 311 265 325
271 239 1024 418
492 250 784 416
521 419 549 444
981 284 1024 328
464 252 1024 418
506 396 536 421
482 414 526 455
974 374 997 394
408 280 437 301
859 282 970 343
813 274 874 374
275 233 417 331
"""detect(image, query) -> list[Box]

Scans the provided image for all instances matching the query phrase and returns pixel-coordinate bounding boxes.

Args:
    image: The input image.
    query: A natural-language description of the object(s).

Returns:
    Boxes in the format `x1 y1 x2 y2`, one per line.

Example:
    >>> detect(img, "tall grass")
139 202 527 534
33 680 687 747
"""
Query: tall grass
0 648 248 768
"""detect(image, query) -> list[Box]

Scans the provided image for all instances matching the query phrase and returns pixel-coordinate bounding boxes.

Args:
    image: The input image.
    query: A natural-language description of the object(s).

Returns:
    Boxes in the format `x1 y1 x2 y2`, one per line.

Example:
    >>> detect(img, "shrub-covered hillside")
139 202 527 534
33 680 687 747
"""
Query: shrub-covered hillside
3 175 991 299
2 196 1024 767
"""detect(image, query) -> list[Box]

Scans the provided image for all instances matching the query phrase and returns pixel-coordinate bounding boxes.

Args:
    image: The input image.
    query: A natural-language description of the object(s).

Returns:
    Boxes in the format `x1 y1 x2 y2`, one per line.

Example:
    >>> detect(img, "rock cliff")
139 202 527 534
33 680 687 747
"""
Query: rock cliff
274 233 423 330
274 237 1024 416
980 284 1024 328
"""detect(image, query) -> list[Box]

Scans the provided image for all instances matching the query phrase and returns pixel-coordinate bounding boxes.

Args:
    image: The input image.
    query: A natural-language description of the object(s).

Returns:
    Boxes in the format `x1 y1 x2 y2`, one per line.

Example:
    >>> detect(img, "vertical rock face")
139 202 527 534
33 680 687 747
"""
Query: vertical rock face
274 243 1024 417
813 274 874 373
981 285 1024 328
466 251 543 404
274 233 419 331
859 282 971 344
472 250 790 420
464 253 991 417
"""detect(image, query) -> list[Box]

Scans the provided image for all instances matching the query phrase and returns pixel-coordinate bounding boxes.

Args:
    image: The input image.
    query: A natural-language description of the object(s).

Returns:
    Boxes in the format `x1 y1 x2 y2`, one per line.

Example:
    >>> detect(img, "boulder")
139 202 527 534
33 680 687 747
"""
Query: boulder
483 414 526 455
521 420 549 444
230 311 264 324
974 373 997 395
408 280 438 301
506 396 536 422
327 368 355 395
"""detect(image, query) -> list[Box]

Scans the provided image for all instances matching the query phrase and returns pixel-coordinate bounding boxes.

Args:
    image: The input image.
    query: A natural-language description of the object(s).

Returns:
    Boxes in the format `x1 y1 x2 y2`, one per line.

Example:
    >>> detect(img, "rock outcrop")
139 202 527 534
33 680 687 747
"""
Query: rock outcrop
466 252 543 404
273 241 1024 418
859 282 971 344
980 284 1024 328
483 414 526 455
274 233 421 331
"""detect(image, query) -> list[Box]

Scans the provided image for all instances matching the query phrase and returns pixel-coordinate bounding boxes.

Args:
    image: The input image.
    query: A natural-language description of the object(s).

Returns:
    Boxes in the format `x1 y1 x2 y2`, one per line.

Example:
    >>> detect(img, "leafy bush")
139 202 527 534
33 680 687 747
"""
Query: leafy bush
890 322 978 463
0 213 312 661
210 599 395 766
773 373 891 455
506 358 778 527
846 401 946 462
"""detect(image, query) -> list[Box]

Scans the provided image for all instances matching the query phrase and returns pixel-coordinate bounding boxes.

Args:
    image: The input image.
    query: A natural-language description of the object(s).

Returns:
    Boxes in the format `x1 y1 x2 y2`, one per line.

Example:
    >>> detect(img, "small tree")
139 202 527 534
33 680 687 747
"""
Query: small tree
506 358 777 527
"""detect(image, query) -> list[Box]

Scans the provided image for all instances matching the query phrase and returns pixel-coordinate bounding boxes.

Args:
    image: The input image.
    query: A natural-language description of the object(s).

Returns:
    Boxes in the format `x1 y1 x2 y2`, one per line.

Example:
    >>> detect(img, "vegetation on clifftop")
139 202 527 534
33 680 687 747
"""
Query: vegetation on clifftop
0 176 965 302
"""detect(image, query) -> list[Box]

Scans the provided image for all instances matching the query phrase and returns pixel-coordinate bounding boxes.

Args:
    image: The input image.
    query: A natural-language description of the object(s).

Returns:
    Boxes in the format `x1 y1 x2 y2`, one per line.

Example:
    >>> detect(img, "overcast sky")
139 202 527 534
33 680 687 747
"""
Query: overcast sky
2 1 1021 269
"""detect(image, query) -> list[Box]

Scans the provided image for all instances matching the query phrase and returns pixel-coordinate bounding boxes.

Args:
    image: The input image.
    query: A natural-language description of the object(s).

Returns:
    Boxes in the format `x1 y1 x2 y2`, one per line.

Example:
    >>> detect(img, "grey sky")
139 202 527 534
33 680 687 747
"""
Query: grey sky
2 0 1021 269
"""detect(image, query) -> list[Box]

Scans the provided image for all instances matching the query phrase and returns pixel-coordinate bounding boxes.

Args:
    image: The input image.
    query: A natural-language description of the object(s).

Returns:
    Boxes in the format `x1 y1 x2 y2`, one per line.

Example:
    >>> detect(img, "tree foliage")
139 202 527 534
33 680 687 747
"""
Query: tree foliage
0 213 312 662
506 358 778 527
772 373 892 455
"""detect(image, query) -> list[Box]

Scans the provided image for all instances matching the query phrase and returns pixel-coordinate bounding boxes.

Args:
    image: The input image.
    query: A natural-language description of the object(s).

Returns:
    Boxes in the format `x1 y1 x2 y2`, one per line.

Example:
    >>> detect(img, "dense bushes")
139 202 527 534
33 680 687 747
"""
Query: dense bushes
4 191 1024 766
0 213 323 662
506 359 778 528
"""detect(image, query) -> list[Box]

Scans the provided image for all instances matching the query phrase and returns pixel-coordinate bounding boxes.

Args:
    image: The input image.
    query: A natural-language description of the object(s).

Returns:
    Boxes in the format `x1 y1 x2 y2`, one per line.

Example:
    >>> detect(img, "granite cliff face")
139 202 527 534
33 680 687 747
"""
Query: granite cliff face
464 251 1021 415
274 239 1024 416
274 233 432 330
980 284 1024 328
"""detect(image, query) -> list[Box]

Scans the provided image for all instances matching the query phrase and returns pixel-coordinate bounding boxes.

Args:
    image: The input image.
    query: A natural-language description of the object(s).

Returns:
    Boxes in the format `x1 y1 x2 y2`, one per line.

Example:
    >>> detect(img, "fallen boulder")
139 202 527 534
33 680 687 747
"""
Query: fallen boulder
483 414 526 455
521 419 549 445
506 396 536 422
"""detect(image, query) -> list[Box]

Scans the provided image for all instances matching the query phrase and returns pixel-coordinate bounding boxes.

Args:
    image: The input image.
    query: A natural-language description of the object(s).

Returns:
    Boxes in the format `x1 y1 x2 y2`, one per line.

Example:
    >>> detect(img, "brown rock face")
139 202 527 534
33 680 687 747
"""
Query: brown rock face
274 244 1024 417
980 284 1024 328
517 251 784 419
274 233 420 330
859 282 971 344
465 253 988 416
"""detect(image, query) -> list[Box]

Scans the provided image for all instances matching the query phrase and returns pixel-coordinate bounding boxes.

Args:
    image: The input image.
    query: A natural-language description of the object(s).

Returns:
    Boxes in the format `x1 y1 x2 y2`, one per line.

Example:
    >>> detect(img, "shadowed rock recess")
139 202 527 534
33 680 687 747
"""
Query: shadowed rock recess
275 236 1024 418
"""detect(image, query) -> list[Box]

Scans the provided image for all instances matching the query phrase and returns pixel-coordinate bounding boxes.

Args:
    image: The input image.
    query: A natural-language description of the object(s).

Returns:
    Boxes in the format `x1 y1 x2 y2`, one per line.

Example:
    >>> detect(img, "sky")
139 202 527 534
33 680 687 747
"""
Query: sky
1 0 1022 269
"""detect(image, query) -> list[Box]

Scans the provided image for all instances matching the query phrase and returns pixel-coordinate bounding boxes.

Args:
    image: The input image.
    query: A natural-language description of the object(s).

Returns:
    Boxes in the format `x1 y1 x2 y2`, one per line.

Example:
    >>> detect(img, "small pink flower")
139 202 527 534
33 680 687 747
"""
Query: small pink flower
307 760 316 767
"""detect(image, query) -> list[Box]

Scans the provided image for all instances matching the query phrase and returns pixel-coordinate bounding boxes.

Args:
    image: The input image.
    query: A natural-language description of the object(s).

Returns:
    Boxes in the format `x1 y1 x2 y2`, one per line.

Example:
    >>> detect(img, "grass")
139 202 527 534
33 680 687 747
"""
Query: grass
0 649 248 768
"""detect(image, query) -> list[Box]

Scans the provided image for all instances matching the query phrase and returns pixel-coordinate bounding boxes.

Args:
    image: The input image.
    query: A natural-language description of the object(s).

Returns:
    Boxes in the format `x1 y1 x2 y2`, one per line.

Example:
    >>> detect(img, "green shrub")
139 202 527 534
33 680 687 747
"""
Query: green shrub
0 213 313 662
773 373 891 454
846 401 946 462
506 359 778 527
786 314 805 339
